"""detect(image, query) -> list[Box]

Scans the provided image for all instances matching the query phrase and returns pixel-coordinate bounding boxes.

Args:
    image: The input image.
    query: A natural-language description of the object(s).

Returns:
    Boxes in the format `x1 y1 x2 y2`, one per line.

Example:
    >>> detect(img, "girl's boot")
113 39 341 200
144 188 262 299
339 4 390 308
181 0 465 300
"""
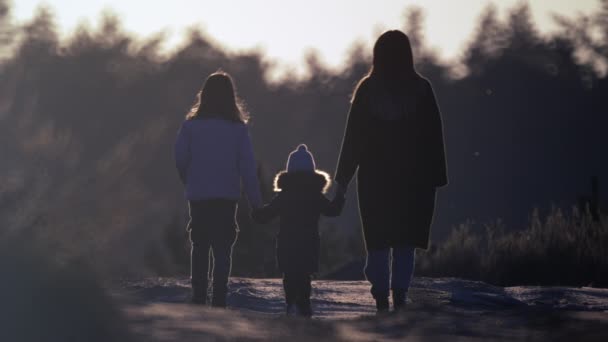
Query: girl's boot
286 303 296 316
375 296 389 314
296 297 313 317
392 289 406 312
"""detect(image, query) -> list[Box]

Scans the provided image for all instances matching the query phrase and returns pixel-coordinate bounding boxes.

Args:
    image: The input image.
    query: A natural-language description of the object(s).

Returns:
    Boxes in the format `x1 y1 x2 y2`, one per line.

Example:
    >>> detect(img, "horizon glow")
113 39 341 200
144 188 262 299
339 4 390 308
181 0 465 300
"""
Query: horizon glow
11 0 600 77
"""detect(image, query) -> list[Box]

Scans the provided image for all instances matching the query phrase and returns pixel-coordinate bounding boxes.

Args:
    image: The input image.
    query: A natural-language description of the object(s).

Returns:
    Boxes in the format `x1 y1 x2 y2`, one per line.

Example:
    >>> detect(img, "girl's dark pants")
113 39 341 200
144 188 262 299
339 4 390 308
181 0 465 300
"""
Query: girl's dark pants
188 199 238 307
277 235 318 314
283 272 312 310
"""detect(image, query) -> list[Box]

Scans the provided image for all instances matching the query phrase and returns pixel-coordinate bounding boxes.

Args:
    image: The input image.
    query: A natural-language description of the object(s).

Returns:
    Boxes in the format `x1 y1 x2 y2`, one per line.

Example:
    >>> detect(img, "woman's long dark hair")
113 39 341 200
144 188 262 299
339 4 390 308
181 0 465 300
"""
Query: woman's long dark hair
370 30 418 83
186 71 249 123
351 30 422 119
352 30 420 95
351 30 422 120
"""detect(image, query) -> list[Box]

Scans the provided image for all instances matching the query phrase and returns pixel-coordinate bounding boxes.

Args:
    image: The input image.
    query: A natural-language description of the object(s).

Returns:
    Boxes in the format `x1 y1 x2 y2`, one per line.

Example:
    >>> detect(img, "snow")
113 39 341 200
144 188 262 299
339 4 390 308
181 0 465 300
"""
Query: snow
120 277 608 316
505 285 608 311
120 277 377 319
115 276 608 341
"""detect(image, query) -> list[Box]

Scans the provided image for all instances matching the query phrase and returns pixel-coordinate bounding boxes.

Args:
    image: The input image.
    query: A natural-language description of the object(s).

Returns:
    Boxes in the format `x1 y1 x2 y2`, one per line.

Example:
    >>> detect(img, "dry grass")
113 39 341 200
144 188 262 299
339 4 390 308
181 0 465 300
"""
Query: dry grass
417 208 608 287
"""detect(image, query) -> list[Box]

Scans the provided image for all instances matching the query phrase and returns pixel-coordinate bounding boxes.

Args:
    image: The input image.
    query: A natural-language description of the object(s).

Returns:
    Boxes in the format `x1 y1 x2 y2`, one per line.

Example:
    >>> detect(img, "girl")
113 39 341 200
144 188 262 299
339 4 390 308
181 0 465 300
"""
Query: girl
335 31 448 313
175 71 263 307
252 144 345 316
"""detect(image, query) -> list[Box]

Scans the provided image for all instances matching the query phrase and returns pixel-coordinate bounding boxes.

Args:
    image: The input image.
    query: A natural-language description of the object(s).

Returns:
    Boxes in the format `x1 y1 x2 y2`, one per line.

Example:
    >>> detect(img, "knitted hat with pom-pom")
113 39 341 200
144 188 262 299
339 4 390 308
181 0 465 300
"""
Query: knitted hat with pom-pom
286 144 316 172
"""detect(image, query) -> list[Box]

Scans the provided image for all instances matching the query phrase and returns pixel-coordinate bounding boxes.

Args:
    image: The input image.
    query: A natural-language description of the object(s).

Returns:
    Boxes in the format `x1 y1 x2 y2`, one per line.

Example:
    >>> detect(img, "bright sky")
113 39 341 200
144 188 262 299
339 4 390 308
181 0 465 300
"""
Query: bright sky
12 0 600 76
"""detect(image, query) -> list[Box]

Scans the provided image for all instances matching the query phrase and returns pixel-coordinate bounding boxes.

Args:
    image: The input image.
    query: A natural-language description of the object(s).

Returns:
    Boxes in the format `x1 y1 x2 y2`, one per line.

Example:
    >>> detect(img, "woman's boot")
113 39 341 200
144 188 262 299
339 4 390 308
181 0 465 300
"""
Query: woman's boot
211 285 227 308
190 283 207 304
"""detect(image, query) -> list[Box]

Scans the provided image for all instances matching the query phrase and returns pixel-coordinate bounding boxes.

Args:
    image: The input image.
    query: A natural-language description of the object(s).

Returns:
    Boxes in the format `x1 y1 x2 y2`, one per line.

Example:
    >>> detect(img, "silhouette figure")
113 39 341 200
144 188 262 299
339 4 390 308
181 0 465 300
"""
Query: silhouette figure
335 30 448 313
174 71 263 306
252 144 345 316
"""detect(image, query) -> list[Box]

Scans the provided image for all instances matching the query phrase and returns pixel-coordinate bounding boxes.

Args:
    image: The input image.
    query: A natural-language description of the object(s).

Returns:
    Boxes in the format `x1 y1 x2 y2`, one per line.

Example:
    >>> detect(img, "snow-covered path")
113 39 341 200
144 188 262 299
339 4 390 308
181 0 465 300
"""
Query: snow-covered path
117 277 608 341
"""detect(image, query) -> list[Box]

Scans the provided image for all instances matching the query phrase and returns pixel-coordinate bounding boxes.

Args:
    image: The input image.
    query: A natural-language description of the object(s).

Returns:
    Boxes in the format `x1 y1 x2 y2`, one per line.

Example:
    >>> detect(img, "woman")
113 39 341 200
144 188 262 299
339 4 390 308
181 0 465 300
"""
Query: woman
175 71 262 307
335 31 448 313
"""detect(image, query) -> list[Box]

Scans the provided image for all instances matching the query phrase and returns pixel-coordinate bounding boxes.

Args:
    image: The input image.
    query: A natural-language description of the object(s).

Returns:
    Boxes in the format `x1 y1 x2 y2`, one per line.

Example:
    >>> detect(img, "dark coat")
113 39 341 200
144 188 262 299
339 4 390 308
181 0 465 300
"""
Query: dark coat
252 171 345 274
335 76 448 250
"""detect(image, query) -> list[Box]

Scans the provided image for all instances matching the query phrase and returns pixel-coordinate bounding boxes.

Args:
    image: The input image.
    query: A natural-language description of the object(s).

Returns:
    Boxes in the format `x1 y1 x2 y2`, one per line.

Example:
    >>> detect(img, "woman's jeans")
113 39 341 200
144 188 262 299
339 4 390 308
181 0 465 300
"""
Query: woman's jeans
188 199 238 306
364 246 415 299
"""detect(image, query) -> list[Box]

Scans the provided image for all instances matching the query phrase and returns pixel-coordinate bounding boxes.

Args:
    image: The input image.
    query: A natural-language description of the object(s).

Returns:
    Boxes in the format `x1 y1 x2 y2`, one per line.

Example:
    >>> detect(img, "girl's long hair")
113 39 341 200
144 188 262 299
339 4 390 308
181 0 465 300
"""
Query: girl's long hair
186 71 249 123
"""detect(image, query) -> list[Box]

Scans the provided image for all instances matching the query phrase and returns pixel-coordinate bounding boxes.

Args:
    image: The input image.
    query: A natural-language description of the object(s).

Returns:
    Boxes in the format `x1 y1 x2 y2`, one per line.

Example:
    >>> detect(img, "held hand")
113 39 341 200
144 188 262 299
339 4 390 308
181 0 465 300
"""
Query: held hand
250 206 266 224
250 207 260 221
335 183 347 199
325 187 347 217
